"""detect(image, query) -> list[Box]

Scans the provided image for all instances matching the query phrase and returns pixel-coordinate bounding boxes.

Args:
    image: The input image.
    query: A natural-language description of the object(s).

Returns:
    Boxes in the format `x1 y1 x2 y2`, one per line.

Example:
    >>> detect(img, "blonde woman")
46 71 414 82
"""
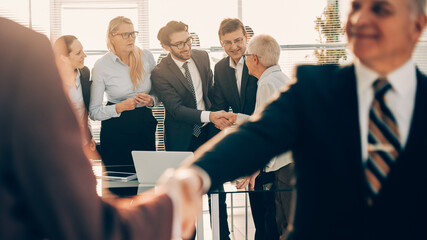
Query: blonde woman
89 16 157 172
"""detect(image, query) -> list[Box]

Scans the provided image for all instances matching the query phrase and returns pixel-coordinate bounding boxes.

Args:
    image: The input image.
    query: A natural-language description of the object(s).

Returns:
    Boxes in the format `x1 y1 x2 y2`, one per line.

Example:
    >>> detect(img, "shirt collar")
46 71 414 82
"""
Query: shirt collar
258 65 281 84
108 52 120 62
170 54 193 69
229 56 244 69
75 69 81 88
355 59 416 96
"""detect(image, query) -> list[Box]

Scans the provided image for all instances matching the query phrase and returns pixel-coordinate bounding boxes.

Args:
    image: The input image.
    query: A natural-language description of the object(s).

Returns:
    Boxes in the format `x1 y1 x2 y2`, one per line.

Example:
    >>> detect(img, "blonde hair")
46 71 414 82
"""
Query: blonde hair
107 16 145 89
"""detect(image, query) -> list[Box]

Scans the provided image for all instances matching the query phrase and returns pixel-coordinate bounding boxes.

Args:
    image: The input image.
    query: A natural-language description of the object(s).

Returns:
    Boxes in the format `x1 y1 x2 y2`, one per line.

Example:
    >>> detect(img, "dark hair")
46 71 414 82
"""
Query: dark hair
157 21 188 46
54 35 77 56
218 18 246 37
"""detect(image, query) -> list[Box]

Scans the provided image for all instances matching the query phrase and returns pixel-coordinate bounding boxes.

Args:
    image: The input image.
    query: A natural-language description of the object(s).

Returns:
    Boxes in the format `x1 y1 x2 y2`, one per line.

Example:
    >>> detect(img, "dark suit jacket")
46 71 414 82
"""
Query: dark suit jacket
211 56 258 115
151 50 214 150
0 17 173 240
193 64 427 240
79 65 91 112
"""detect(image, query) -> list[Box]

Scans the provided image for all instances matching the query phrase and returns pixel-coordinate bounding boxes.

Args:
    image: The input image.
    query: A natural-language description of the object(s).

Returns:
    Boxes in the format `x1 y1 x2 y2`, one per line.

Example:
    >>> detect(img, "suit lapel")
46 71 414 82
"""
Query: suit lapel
399 69 427 160
239 61 250 110
224 57 241 110
330 65 364 181
191 50 206 94
165 54 193 94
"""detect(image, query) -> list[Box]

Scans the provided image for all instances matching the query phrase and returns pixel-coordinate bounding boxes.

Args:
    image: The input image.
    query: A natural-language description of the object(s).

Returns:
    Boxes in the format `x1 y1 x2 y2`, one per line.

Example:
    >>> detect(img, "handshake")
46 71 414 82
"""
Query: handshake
209 110 238 130
155 168 204 239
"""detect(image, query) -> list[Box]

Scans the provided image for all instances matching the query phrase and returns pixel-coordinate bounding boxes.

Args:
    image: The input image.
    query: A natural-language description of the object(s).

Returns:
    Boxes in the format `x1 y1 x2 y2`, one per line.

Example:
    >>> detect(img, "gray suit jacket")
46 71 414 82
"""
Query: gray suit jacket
151 49 213 150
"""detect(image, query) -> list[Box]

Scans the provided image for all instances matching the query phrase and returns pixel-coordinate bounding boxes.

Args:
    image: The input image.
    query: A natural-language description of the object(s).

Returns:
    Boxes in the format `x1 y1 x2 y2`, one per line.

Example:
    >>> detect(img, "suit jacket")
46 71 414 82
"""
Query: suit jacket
0 17 173 240
151 49 214 150
193 64 427 240
211 56 258 115
79 65 91 112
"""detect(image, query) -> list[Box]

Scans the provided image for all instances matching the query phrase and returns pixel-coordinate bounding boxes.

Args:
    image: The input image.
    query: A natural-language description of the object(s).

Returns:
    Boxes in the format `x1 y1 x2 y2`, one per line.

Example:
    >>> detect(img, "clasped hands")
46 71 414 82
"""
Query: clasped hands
156 168 203 239
115 93 154 114
209 111 238 130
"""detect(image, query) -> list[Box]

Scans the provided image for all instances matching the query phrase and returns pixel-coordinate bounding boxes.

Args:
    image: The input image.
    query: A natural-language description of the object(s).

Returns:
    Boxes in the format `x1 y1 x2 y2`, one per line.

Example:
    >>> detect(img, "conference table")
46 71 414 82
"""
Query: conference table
92 161 293 240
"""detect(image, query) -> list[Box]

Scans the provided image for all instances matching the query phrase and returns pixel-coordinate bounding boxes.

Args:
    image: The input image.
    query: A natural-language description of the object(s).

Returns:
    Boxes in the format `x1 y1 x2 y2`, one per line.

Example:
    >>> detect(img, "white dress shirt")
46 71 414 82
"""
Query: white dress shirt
355 59 417 162
236 65 292 172
229 56 245 95
171 56 211 123
65 69 92 145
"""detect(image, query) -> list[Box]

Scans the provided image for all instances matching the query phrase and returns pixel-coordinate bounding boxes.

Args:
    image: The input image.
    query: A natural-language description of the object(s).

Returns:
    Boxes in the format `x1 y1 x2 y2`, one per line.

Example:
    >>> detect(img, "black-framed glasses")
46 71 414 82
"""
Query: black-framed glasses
221 37 245 48
169 37 193 50
112 31 139 39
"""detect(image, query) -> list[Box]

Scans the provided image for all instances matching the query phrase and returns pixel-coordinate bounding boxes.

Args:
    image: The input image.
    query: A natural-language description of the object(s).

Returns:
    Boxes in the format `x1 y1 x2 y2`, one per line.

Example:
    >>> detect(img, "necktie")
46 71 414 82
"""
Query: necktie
182 62 201 137
365 78 401 205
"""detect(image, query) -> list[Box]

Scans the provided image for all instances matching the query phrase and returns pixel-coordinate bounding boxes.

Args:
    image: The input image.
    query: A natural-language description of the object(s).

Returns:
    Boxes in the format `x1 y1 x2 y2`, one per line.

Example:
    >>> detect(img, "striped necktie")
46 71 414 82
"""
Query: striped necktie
182 62 201 137
365 78 401 205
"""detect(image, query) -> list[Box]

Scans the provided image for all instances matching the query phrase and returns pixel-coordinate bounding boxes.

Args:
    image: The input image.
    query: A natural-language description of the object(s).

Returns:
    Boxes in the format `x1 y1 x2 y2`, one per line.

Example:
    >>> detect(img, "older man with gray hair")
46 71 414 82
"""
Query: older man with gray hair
226 34 294 239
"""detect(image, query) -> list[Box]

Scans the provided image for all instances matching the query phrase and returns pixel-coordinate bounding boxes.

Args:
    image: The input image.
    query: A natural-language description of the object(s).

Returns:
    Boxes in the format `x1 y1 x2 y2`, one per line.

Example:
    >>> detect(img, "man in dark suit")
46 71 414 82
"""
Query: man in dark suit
151 21 230 152
0 17 201 240
182 0 427 239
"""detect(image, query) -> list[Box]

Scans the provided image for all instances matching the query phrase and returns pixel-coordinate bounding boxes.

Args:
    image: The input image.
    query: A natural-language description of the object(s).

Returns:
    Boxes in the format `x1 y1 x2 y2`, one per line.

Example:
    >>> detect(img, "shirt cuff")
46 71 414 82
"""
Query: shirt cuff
236 113 250 124
201 111 211 123
109 104 121 117
190 165 212 194
155 184 182 238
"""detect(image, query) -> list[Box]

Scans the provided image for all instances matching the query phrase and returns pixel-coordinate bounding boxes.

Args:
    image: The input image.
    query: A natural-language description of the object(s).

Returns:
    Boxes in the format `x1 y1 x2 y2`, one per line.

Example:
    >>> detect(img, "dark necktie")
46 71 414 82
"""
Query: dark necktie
182 62 201 137
365 78 401 205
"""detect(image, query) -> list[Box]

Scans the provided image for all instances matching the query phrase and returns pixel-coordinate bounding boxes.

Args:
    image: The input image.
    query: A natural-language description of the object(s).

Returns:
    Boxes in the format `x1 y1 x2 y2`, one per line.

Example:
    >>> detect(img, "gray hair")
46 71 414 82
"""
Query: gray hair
247 34 281 68
409 0 426 16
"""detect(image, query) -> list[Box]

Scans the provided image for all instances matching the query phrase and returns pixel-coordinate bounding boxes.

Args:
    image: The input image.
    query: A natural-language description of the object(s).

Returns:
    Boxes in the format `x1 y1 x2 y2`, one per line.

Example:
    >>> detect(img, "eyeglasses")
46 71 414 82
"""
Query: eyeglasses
112 31 139 39
221 37 245 48
169 37 193 50
243 53 257 58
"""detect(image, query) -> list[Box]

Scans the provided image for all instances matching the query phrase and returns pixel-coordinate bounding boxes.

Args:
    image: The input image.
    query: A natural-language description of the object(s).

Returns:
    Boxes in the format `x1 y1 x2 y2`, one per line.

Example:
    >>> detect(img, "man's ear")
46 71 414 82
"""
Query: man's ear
161 43 171 52
412 13 427 42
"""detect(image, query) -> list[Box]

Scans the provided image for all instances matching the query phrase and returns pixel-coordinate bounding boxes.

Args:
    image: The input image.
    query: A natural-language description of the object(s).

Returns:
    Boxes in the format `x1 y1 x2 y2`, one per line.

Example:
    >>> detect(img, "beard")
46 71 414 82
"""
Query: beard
170 47 191 61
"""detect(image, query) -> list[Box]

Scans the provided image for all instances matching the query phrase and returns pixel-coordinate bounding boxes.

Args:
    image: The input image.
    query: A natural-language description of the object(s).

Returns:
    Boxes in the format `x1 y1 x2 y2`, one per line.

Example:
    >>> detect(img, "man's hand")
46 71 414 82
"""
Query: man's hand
157 168 203 239
236 170 260 190
209 111 234 130
115 98 137 113
135 92 154 107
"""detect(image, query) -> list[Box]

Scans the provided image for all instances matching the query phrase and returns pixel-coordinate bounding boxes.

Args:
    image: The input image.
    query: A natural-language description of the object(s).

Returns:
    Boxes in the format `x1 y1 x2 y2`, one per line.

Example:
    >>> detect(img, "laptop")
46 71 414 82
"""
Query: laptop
131 151 193 188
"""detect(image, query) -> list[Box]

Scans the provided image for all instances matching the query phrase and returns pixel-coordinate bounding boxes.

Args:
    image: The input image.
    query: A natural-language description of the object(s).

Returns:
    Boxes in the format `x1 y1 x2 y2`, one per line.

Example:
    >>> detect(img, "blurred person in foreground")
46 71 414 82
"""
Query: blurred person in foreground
0 17 201 240
181 0 427 239
53 35 98 160
226 34 294 240
89 16 158 172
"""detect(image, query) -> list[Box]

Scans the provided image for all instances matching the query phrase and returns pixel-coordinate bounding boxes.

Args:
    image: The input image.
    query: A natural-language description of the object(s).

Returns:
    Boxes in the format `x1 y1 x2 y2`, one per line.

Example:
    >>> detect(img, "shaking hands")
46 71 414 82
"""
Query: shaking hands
209 111 238 130
156 168 203 239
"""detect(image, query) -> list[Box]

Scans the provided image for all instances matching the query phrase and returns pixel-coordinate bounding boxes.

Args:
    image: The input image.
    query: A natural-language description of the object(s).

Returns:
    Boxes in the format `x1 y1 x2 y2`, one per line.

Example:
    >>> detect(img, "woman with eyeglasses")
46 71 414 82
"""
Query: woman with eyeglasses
53 35 99 160
89 16 157 172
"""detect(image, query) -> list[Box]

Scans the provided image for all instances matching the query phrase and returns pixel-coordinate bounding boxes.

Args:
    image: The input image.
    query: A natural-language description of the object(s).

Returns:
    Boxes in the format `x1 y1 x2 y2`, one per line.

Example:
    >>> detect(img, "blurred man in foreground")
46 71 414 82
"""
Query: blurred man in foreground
0 17 200 240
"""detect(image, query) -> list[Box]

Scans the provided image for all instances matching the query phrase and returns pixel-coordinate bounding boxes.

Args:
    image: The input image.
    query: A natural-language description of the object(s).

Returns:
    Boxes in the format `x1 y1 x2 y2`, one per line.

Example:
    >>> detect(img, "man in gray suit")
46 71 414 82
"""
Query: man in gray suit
152 21 230 152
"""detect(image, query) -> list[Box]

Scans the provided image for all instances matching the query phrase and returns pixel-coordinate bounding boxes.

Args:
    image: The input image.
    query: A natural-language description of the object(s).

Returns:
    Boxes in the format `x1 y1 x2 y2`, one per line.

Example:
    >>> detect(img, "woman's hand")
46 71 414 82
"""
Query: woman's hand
115 98 137 113
135 92 154 107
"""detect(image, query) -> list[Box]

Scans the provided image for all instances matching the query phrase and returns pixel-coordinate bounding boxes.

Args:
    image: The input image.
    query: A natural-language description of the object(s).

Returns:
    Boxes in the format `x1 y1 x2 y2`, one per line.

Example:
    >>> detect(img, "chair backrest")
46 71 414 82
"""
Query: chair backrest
131 151 193 185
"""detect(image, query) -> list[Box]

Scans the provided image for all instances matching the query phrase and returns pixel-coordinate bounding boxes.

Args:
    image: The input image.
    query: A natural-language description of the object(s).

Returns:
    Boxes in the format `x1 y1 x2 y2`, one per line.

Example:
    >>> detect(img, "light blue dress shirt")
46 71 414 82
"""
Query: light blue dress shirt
89 50 157 121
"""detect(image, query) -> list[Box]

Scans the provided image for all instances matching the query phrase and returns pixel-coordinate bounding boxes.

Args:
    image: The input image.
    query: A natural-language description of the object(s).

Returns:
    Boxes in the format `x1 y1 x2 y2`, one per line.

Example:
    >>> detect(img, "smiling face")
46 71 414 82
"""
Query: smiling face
68 39 86 70
111 23 136 54
164 31 192 61
346 0 426 73
220 29 248 64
